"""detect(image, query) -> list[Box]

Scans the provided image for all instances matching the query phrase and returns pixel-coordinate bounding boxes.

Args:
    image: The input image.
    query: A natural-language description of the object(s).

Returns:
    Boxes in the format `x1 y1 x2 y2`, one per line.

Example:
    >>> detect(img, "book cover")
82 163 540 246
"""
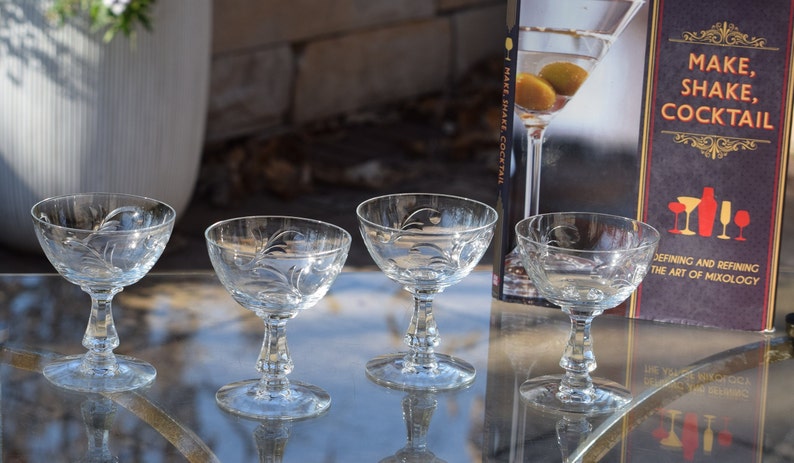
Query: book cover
631 0 794 331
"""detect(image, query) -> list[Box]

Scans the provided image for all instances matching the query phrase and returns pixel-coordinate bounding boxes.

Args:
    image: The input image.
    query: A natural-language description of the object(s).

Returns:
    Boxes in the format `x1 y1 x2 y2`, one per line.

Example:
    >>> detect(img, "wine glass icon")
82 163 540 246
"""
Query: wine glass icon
504 37 514 61
718 416 733 447
667 202 686 234
652 408 669 441
660 409 683 448
703 414 716 454
734 210 750 241
676 196 701 236
717 201 732 239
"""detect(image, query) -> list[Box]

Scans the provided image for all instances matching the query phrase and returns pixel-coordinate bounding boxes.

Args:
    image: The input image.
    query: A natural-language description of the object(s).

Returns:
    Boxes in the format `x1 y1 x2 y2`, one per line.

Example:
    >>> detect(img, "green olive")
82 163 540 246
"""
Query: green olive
515 73 556 111
539 62 588 96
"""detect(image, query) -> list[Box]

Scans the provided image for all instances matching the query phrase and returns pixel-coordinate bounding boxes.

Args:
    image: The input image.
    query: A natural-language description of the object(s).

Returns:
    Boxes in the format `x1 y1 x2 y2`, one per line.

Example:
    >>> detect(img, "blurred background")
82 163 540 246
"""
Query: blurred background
1 1 791 273
0 0 508 271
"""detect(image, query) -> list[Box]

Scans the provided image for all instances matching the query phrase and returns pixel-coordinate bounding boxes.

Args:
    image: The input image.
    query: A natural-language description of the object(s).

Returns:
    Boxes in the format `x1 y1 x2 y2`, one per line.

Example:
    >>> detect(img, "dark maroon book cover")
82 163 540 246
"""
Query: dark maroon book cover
631 0 794 330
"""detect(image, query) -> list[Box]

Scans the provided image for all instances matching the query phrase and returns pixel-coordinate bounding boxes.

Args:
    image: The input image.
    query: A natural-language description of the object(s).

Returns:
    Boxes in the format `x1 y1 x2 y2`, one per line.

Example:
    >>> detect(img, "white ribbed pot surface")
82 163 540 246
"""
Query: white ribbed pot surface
0 0 211 251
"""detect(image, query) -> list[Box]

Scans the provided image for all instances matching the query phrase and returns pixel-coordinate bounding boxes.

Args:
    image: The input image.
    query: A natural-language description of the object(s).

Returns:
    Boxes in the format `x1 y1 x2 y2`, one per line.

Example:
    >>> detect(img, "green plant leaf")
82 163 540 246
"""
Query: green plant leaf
49 0 156 43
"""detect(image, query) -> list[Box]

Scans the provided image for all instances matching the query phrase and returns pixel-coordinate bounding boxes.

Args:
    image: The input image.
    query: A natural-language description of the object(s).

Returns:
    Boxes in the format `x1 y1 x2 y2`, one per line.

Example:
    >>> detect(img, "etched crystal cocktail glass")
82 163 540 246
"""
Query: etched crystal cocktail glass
206 216 350 420
31 193 176 392
515 212 659 415
357 193 497 391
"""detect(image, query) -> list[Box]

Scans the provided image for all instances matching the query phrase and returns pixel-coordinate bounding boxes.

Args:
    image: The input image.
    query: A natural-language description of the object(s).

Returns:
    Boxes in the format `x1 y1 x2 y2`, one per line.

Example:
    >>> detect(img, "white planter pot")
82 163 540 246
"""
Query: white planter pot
0 0 211 250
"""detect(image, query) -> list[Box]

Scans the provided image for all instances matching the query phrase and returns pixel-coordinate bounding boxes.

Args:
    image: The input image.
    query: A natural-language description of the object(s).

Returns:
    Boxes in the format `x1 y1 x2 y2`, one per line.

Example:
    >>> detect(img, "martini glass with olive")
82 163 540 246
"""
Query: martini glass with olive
513 0 644 216
501 0 644 298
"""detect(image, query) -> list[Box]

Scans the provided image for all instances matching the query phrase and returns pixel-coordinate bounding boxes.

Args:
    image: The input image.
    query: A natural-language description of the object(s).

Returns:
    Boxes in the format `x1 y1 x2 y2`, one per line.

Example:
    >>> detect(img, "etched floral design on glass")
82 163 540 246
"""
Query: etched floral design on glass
31 193 176 393
357 193 497 391
206 216 350 420
515 212 659 415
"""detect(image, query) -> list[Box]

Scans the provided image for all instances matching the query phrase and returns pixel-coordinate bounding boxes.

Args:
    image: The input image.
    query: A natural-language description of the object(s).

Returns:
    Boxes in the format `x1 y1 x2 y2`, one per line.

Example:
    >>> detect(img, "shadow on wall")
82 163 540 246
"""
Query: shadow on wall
0 153 38 249
0 2 98 250
0 2 97 97
0 1 212 252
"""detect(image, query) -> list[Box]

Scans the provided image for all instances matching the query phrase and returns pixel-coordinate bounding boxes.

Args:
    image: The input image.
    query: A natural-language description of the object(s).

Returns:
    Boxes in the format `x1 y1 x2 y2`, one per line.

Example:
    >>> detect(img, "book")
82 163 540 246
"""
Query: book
491 0 794 332
630 0 794 331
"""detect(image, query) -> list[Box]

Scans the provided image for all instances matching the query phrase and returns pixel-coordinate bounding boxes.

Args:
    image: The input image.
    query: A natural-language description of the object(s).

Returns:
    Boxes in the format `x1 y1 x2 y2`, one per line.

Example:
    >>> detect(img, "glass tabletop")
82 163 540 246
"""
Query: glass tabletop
0 269 791 462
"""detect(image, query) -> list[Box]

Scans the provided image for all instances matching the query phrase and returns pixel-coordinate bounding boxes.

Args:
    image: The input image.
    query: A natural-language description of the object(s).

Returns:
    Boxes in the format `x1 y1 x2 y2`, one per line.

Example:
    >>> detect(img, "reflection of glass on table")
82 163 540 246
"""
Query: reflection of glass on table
0 271 791 461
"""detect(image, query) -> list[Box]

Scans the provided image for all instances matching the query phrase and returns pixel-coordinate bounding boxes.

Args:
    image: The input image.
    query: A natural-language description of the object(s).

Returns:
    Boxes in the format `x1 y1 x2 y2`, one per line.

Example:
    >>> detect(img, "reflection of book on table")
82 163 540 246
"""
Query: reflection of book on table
620 324 773 462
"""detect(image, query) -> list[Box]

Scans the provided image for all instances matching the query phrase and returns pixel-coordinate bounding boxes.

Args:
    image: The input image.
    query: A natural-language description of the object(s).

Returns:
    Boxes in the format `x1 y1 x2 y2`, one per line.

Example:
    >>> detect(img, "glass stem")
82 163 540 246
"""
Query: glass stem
257 316 293 398
81 288 122 375
404 291 440 372
403 392 437 452
556 416 592 462
525 126 546 217
254 422 290 463
81 397 117 462
558 308 599 403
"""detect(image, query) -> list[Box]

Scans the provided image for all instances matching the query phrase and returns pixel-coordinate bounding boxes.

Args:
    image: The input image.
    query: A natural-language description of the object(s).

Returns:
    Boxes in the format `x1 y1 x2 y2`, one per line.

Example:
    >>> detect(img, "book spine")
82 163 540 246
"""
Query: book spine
491 0 522 299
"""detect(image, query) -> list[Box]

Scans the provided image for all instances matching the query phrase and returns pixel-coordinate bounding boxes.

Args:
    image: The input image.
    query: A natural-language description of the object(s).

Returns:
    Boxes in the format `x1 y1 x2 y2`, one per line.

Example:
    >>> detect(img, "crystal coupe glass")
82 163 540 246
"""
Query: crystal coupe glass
515 212 659 415
31 193 176 393
205 216 350 420
357 193 497 391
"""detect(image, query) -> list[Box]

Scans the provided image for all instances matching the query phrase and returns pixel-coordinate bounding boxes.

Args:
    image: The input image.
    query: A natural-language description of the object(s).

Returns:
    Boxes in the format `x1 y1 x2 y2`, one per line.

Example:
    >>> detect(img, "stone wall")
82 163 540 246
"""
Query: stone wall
206 0 506 141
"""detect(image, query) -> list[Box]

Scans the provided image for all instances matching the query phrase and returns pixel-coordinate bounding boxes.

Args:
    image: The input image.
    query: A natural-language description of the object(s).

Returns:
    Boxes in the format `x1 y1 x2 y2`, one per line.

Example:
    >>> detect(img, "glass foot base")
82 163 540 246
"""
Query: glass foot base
520 374 632 417
366 352 476 391
216 379 331 421
43 354 156 393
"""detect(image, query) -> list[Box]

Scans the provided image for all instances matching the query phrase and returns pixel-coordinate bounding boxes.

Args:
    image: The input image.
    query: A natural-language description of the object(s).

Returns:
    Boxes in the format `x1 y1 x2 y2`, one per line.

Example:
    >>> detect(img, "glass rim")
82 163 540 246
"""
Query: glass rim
515 211 660 252
30 192 177 233
355 192 498 235
204 215 352 254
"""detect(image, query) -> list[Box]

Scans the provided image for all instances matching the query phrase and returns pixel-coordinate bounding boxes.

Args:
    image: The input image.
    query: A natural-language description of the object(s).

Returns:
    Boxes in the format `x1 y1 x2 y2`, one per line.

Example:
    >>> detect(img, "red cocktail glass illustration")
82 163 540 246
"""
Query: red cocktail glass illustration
734 210 750 241
718 416 733 447
667 202 686 234
652 408 669 441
